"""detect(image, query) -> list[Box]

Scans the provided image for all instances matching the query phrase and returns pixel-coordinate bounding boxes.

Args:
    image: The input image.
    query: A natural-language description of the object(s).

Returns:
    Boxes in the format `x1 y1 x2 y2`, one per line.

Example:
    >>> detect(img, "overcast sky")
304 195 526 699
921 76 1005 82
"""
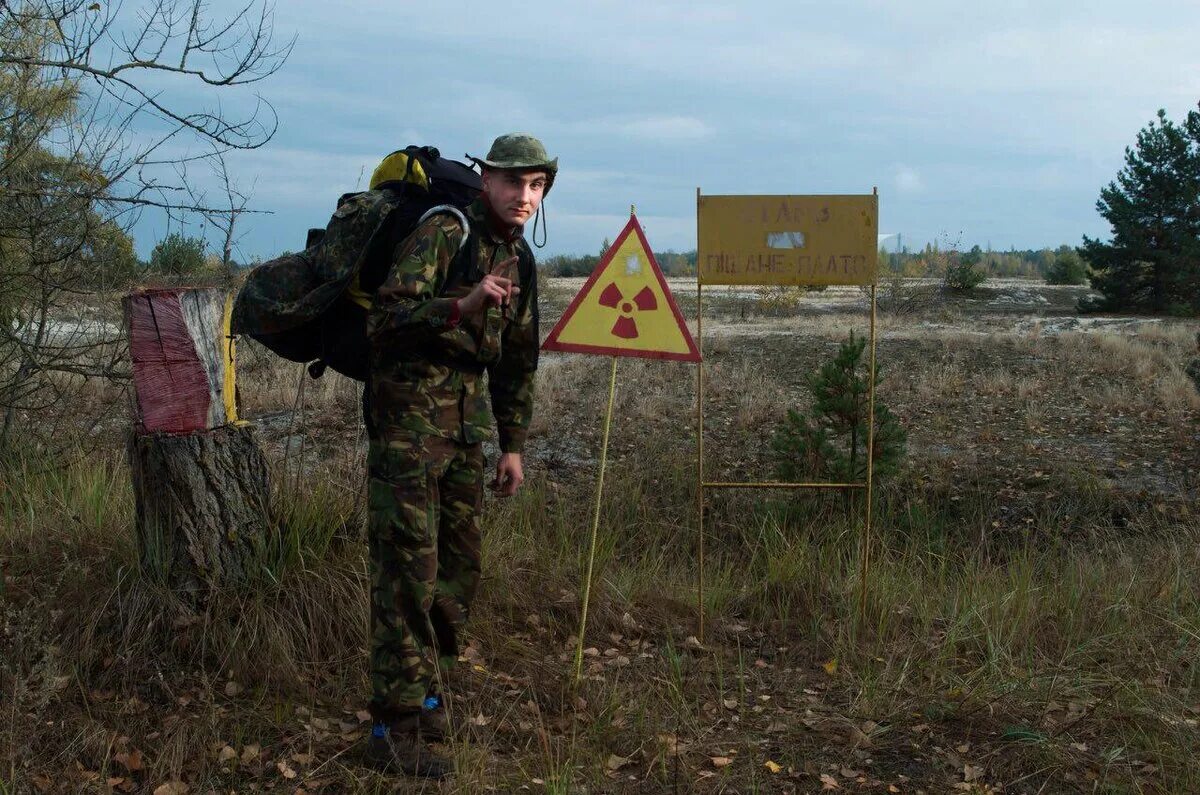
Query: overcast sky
131 0 1200 260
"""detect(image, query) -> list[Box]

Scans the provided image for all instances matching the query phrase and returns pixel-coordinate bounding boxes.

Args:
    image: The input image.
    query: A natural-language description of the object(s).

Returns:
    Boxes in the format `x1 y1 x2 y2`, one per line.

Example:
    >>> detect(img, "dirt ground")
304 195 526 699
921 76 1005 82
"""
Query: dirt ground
248 278 1199 510
512 278 1196 527
5 277 1200 793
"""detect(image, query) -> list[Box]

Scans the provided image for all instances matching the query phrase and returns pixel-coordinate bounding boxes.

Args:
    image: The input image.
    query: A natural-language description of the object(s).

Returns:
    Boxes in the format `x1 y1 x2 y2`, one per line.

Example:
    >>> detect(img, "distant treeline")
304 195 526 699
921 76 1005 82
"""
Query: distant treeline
540 244 698 277
882 244 1089 284
145 234 1087 287
539 242 1088 284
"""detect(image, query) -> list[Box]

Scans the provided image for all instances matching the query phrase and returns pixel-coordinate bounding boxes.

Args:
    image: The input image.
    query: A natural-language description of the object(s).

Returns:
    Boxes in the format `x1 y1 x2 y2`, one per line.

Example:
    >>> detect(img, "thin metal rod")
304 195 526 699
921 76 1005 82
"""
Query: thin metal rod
858 283 878 626
574 355 619 684
695 186 705 644
704 481 866 490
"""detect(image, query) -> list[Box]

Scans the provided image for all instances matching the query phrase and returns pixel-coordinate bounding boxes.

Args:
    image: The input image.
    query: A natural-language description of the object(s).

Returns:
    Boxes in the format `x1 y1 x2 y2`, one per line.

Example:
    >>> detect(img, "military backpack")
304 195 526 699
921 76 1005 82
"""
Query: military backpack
231 145 533 381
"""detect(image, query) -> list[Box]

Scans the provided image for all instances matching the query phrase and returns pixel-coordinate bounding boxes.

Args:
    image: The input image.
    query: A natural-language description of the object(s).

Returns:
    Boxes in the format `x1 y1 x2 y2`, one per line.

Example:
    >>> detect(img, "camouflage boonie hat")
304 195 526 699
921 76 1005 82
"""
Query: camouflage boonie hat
468 133 558 178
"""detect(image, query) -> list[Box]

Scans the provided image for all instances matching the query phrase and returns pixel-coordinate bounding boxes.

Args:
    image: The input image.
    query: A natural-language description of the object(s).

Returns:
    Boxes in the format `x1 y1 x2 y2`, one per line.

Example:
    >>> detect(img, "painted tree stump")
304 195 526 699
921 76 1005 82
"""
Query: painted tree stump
124 288 272 596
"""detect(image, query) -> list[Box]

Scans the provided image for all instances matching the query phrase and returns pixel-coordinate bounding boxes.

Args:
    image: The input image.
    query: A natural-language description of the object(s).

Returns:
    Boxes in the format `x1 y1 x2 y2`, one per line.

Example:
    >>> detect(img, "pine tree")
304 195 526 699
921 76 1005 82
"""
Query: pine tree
771 333 905 484
1080 106 1200 314
149 233 208 277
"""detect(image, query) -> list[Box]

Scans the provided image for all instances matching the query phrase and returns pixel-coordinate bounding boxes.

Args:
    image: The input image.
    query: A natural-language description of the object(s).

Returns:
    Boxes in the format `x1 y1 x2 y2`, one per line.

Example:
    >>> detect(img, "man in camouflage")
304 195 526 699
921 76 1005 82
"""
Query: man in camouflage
363 134 556 778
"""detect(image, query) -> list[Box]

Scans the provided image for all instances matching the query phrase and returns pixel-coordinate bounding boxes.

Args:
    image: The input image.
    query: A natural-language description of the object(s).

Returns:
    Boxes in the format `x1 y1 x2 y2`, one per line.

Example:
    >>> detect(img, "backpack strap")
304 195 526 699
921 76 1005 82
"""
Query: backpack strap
417 204 473 290
514 238 537 312
438 211 479 294
514 238 539 372
418 204 470 238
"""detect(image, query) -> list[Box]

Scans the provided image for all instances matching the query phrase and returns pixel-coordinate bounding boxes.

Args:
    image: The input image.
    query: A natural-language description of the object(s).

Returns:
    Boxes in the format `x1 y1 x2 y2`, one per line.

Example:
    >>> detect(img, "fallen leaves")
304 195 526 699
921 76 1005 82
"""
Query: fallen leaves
710 756 733 768
656 733 682 755
848 724 874 748
458 642 486 666
152 782 189 795
113 749 144 773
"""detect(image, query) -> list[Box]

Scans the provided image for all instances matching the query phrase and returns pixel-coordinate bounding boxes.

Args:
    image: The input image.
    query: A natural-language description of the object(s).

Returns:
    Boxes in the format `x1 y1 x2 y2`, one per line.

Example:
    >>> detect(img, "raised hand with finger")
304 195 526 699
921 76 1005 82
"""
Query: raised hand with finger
457 271 519 315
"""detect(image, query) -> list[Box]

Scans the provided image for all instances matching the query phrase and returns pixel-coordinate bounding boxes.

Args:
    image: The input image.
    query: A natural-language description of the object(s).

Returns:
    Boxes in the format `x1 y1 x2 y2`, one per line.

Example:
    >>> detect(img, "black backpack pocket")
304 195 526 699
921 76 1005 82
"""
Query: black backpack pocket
318 297 371 381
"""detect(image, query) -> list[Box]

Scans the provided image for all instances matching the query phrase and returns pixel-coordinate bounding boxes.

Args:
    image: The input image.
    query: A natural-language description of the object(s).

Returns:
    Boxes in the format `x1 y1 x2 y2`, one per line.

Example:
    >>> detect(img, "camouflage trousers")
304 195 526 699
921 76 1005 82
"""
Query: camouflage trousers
366 431 484 723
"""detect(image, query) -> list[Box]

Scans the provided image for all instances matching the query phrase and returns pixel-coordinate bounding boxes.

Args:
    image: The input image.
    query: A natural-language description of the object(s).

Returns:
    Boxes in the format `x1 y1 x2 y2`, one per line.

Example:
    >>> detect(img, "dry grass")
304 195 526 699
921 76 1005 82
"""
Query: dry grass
12 435 1197 791
3 279 1200 792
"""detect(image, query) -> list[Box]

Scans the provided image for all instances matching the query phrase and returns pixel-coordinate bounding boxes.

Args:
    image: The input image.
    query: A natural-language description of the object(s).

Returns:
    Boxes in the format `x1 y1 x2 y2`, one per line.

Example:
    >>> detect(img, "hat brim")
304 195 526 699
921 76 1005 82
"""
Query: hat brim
468 156 558 174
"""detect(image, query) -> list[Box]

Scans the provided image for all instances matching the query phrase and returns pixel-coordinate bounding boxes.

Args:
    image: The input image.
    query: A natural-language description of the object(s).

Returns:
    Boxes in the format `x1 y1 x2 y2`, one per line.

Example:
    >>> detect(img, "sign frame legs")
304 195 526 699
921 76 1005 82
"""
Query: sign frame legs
694 187 881 641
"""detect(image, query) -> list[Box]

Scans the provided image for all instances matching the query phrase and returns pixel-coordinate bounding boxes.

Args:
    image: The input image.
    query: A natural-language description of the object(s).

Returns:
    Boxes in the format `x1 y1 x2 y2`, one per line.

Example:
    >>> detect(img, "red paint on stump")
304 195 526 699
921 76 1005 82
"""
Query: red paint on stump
127 290 211 433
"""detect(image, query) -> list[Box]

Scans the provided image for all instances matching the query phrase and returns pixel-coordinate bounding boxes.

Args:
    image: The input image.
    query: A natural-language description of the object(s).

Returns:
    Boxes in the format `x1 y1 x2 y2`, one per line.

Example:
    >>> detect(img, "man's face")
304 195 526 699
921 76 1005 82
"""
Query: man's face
482 169 548 227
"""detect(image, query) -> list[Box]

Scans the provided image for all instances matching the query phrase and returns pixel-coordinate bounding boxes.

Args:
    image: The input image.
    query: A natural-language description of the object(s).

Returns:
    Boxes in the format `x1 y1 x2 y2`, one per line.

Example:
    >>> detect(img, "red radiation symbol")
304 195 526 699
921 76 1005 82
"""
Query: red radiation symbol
597 282 658 339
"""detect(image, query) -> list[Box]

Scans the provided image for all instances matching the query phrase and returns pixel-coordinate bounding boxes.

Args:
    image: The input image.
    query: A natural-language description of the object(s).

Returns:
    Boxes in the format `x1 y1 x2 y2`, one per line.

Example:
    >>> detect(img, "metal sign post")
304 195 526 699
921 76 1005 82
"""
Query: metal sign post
573 355 619 684
695 188 881 641
543 206 700 683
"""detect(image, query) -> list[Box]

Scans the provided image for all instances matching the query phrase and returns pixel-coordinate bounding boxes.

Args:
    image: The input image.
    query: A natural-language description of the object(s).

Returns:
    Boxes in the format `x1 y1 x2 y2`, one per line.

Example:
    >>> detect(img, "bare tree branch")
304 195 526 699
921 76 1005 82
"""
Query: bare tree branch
0 0 292 456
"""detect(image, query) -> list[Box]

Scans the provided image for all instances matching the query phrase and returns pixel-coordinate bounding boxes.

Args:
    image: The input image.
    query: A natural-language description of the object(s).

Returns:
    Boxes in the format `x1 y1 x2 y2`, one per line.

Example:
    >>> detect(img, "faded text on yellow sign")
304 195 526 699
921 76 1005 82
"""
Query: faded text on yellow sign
698 194 878 286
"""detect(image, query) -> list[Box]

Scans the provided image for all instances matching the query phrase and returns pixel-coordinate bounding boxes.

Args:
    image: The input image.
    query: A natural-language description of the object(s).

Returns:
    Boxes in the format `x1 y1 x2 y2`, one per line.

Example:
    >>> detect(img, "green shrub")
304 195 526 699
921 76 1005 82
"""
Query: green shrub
1044 249 1089 285
942 256 987 291
752 285 811 315
771 332 906 483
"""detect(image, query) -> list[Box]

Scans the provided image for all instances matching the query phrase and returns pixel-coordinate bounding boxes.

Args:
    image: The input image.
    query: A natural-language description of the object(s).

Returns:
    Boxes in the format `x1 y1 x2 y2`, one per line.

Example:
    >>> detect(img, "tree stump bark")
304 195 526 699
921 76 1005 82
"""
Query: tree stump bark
128 424 271 595
124 288 272 596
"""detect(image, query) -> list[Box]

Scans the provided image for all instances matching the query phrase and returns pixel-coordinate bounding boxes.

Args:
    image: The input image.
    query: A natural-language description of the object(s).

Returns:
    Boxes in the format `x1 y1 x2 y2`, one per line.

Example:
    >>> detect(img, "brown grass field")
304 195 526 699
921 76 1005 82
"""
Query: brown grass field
3 278 1200 793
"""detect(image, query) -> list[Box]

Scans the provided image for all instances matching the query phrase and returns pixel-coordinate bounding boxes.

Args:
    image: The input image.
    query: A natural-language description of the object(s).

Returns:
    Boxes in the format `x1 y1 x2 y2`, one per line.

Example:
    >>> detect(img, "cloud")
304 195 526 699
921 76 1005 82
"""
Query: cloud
121 0 1200 259
552 212 695 252
616 116 714 141
894 165 924 193
554 115 713 143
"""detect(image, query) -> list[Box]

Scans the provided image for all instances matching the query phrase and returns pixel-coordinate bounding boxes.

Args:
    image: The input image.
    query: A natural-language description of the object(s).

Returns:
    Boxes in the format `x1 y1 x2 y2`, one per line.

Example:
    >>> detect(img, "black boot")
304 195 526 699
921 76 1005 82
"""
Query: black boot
364 716 452 779
419 693 450 741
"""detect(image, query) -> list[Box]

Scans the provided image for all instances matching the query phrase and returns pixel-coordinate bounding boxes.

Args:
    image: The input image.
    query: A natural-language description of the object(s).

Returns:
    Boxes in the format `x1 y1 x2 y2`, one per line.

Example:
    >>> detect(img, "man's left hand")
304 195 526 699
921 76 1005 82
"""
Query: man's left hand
490 452 524 497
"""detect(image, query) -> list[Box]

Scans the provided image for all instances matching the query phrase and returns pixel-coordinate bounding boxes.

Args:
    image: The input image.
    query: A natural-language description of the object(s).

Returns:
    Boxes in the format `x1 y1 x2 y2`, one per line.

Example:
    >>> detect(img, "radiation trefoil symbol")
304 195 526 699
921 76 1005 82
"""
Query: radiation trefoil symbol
598 281 658 339
540 214 700 362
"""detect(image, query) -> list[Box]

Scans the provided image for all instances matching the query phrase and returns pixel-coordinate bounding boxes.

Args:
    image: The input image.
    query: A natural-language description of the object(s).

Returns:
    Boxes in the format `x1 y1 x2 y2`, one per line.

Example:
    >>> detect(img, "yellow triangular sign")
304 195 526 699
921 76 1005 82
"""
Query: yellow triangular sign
542 215 700 361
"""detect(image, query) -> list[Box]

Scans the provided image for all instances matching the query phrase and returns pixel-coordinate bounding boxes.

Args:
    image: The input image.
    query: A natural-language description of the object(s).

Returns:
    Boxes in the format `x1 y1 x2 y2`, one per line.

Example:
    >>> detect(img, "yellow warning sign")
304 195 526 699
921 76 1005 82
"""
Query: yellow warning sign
542 215 700 361
698 193 878 286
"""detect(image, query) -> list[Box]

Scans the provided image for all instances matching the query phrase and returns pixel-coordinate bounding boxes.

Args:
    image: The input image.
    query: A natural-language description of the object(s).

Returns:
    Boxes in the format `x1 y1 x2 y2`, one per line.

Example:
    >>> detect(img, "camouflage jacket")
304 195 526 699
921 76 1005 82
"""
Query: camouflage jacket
366 197 538 453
